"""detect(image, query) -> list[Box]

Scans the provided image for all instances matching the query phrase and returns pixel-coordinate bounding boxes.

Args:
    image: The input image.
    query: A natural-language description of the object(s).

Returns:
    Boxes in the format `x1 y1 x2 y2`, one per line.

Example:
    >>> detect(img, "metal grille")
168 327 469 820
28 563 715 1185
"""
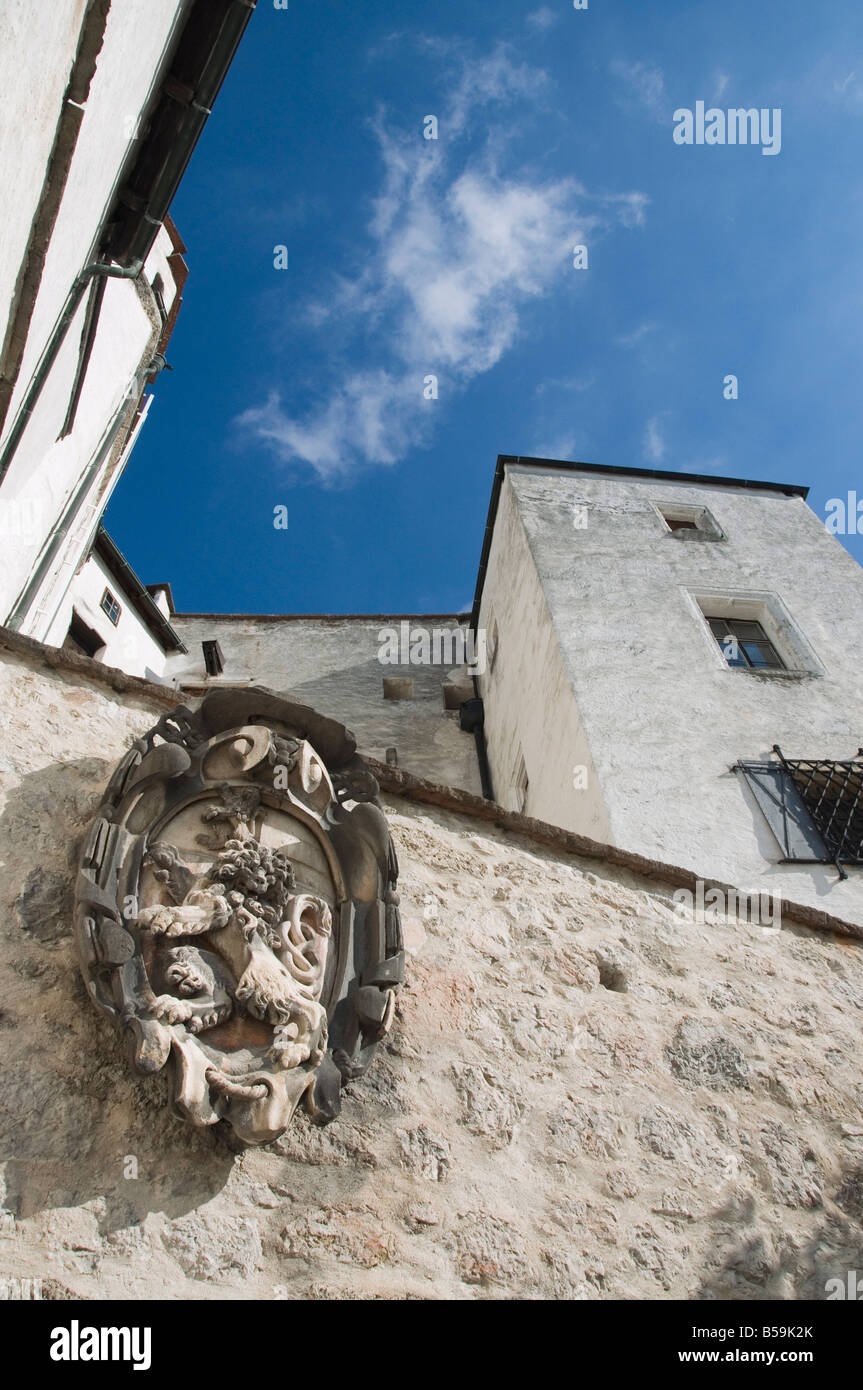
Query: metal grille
773 745 863 875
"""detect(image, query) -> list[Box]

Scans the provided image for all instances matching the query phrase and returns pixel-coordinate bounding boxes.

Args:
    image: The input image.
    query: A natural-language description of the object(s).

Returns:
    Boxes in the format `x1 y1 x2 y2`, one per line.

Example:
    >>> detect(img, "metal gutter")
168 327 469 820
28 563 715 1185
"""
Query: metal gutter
5 370 144 632
58 272 108 439
0 0 258 486
0 259 145 486
105 0 258 267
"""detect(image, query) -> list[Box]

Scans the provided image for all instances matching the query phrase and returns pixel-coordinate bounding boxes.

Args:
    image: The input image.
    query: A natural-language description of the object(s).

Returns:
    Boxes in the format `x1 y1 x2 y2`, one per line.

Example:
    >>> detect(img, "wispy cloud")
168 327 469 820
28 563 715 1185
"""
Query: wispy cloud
803 55 863 110
643 416 667 463
526 7 558 30
832 68 863 103
713 70 731 102
534 373 596 397
617 321 658 349
237 45 648 482
528 432 579 461
610 59 669 123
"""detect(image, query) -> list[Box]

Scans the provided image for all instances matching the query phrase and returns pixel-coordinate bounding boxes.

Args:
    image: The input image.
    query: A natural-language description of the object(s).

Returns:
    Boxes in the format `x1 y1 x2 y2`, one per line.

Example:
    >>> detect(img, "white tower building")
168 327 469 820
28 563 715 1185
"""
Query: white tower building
473 455 863 927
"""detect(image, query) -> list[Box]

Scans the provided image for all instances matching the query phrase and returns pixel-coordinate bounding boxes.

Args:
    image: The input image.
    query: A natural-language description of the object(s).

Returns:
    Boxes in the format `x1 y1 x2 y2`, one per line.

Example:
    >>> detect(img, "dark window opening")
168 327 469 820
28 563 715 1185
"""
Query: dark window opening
202 639 225 677
100 588 121 626
657 504 725 541
63 611 105 660
707 616 784 670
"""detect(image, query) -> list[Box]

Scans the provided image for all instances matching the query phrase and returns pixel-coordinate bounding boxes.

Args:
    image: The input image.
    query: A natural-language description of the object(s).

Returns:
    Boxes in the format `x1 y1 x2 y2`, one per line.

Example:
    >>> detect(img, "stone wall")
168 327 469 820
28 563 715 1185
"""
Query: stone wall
167 614 483 795
1 637 863 1300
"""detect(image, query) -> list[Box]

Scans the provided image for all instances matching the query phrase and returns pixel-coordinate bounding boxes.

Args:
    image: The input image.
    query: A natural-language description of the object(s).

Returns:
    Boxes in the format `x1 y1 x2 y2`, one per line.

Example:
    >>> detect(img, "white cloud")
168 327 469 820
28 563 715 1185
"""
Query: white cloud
237 46 648 481
529 432 579 461
526 7 558 30
832 68 863 103
643 416 666 463
713 70 730 102
611 59 669 122
534 373 596 396
616 320 658 348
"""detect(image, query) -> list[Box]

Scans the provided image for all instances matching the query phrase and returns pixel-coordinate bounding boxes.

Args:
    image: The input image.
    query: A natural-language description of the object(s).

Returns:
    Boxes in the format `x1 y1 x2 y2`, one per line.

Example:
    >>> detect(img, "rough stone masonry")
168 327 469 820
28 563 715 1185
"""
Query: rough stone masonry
1 635 863 1300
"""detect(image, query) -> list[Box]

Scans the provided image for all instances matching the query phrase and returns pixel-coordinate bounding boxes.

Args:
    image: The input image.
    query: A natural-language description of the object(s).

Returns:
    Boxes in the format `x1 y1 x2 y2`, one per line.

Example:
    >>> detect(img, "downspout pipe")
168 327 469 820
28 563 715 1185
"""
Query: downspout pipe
59 271 108 440
460 686 495 803
0 258 144 487
5 361 146 634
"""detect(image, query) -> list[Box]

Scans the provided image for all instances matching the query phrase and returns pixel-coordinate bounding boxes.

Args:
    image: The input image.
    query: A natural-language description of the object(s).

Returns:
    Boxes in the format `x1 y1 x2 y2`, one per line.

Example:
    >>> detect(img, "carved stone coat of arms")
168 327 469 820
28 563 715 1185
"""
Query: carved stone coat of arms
75 689 403 1145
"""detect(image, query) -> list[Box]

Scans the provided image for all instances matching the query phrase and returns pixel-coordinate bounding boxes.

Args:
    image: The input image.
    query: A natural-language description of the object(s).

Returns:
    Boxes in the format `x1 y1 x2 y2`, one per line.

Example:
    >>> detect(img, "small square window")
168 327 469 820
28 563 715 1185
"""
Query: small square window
654 502 725 541
100 588 121 626
706 616 785 670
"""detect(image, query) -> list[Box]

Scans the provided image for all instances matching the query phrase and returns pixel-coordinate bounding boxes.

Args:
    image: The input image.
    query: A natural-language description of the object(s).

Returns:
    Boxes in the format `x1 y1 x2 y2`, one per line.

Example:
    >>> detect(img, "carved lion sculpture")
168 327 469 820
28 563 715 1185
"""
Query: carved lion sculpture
137 837 332 1069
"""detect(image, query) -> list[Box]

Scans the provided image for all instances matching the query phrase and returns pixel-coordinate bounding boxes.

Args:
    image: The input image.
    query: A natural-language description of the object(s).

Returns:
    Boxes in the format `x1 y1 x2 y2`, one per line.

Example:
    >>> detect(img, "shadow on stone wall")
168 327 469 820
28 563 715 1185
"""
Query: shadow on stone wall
0 757 239 1233
695 1187 863 1299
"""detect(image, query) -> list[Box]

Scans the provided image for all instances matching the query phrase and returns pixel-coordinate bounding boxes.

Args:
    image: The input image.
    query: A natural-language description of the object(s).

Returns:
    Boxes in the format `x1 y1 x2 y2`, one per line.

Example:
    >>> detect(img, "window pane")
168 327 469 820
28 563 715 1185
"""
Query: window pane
723 641 747 667
740 639 782 669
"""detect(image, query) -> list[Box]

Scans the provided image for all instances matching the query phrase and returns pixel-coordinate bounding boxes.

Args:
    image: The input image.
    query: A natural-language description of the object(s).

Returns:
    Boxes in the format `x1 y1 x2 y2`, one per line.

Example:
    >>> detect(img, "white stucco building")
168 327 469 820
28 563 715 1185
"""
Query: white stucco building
43 524 185 681
473 455 863 925
0 0 256 649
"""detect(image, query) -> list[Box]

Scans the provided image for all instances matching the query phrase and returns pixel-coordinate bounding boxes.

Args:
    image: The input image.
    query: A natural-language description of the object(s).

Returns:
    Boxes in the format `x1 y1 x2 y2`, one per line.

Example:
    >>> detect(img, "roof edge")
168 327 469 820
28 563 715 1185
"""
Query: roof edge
172 612 471 622
95 529 187 652
470 454 810 630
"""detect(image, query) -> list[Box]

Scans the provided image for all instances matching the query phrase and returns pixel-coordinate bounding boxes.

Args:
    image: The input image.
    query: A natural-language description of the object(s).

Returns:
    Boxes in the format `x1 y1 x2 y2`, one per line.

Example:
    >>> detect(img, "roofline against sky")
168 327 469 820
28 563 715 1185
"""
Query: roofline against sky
172 613 470 622
169 458 812 628
469 454 811 632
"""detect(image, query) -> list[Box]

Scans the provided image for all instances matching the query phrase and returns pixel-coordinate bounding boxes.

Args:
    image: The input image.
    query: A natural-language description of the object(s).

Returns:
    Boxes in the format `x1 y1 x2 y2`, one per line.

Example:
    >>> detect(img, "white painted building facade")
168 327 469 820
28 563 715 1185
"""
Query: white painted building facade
44 526 185 681
0 0 255 653
474 457 863 926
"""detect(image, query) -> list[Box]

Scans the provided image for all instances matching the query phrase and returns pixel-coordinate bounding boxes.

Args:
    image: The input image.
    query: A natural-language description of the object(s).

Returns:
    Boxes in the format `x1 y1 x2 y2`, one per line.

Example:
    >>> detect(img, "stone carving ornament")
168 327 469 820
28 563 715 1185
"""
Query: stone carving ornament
75 689 404 1145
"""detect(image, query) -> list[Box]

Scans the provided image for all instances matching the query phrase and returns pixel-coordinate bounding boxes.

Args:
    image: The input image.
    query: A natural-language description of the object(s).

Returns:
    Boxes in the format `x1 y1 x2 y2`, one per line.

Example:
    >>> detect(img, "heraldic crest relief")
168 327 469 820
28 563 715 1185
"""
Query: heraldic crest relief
75 689 404 1145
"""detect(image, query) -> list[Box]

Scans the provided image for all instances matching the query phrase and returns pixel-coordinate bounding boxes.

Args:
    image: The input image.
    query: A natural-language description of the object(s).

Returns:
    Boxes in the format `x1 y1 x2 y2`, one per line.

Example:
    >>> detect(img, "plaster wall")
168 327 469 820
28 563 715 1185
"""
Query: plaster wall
0 1 88 355
491 463 863 927
0 2 186 630
1 641 863 1300
166 616 484 794
476 476 611 839
1 0 187 428
43 549 169 682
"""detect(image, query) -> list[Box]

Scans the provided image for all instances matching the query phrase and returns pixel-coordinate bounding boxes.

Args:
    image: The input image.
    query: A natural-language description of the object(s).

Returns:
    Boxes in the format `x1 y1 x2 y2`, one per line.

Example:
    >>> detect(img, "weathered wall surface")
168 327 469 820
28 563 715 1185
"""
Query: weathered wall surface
477 476 612 837
1 642 863 1301
167 615 483 796
485 464 863 929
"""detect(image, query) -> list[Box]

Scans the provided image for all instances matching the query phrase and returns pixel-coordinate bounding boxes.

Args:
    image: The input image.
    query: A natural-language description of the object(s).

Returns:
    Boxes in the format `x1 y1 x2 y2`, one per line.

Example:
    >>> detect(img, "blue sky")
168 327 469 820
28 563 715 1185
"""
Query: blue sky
105 0 863 614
